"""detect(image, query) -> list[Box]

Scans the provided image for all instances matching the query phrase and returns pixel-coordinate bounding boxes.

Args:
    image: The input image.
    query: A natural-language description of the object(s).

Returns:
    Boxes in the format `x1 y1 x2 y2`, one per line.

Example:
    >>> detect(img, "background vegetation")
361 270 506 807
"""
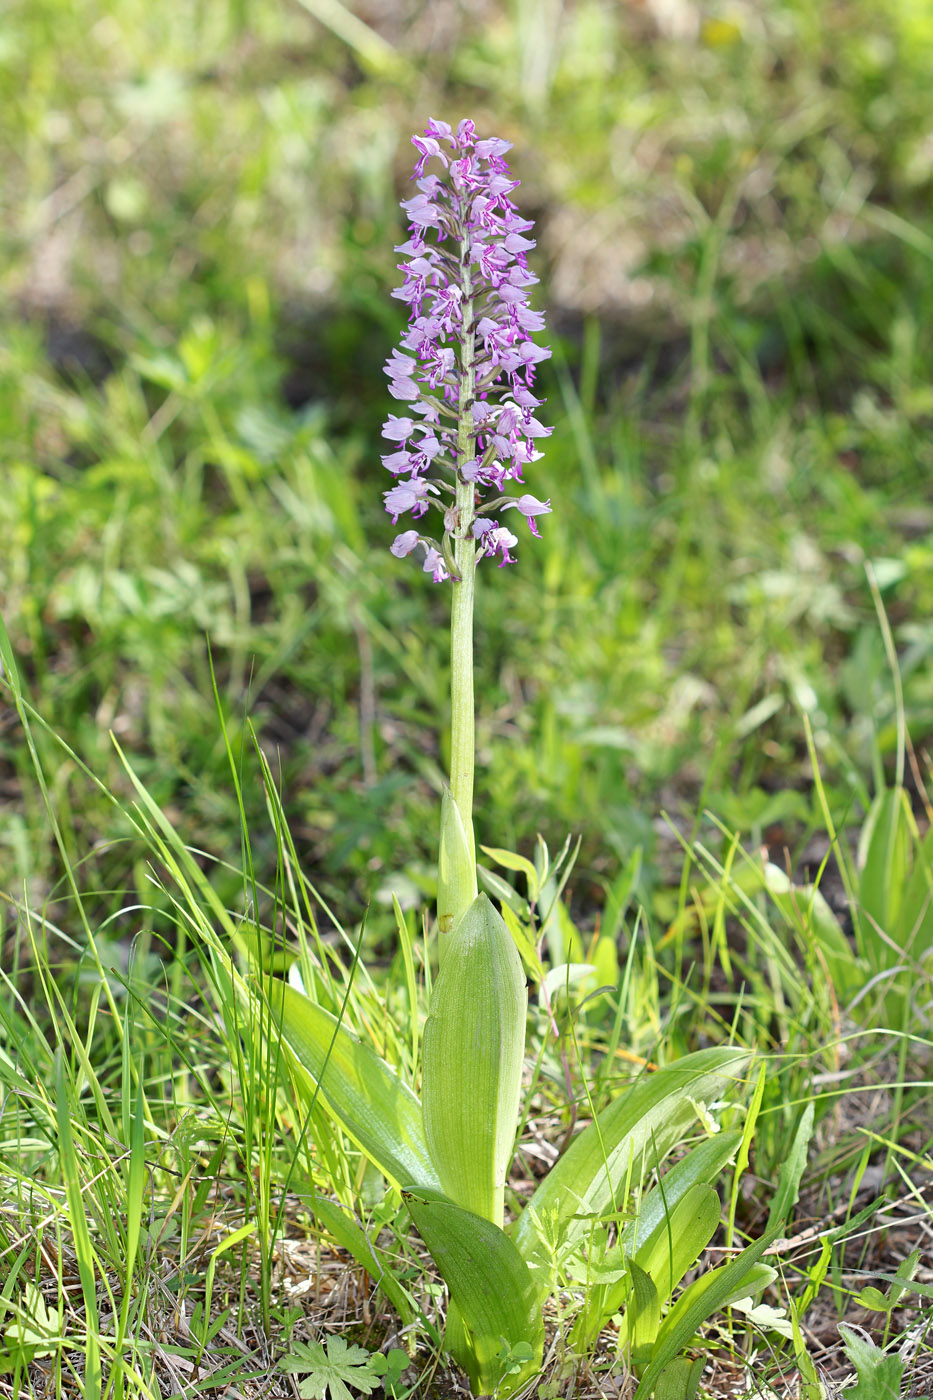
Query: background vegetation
1 1 931 1396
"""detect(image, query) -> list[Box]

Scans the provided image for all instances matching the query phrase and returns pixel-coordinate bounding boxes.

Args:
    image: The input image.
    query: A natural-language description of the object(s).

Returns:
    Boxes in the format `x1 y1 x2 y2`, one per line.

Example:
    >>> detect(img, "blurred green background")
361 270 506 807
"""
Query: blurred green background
2 0 932 945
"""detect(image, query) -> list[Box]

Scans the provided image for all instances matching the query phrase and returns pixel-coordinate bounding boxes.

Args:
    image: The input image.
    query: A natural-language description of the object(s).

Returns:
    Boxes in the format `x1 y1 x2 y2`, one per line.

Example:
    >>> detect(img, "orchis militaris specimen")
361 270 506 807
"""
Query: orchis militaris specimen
382 119 552 934
272 122 770 1400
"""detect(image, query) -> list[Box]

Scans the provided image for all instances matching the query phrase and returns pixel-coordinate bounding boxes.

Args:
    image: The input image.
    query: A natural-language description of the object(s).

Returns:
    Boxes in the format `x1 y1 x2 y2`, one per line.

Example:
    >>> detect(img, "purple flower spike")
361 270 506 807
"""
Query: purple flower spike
381 120 551 580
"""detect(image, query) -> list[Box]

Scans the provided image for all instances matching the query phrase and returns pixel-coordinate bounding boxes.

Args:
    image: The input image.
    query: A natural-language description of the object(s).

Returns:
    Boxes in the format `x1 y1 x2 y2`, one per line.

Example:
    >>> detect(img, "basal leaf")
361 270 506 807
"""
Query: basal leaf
653 1355 704 1400
617 1185 720 1354
270 981 439 1193
619 1132 741 1257
858 787 910 959
404 1187 543 1398
634 1233 781 1399
571 1132 741 1351
765 1100 813 1231
626 1257 661 1352
307 1195 415 1327
421 894 526 1226
513 1047 749 1264
635 1183 721 1305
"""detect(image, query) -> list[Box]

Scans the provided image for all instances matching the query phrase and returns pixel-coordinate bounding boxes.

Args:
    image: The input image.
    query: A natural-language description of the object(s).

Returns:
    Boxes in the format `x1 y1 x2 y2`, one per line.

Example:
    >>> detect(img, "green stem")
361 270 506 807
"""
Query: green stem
450 235 476 848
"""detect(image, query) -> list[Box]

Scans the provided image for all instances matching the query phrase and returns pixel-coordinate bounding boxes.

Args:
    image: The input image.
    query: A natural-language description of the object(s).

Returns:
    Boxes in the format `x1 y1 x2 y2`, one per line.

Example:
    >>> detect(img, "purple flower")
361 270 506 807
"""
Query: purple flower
482 526 519 567
391 530 421 557
384 476 438 523
381 450 413 475
501 493 552 537
381 119 551 579
422 547 450 583
383 414 415 442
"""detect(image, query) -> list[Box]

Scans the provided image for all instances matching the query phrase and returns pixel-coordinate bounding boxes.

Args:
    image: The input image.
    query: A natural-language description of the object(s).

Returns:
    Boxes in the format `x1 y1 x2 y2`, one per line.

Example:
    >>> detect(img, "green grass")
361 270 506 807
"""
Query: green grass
2 0 933 1395
1 688 931 1396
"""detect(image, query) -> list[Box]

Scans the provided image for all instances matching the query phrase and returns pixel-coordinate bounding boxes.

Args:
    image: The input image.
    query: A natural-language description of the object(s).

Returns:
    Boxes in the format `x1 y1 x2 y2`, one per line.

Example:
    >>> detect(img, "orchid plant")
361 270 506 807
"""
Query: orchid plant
271 122 797 1399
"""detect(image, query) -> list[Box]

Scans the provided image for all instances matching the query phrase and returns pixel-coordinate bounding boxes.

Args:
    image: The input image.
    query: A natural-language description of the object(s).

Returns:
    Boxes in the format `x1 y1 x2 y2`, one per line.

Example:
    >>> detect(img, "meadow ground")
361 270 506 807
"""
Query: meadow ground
1 2 932 1396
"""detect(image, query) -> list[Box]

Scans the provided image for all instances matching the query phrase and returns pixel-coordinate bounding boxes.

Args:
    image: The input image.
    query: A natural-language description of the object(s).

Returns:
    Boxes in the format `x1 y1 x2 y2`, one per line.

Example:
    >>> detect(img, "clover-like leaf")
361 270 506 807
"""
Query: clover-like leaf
281 1335 384 1400
3 1282 62 1362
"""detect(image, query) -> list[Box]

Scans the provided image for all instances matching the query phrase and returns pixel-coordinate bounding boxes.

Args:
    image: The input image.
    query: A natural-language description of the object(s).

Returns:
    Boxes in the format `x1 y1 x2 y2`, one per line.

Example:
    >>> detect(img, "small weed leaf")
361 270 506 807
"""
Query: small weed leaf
498 1338 537 1378
838 1324 905 1400
2 1282 61 1362
281 1335 386 1400
370 1347 410 1394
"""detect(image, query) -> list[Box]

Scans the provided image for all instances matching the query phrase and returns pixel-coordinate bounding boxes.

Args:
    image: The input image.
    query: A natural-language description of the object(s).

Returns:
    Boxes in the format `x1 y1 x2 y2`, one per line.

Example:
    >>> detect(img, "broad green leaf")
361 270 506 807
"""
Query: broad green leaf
308 1196 414 1327
476 863 530 919
421 894 526 1226
619 1132 742 1257
270 981 440 1193
437 788 477 952
654 1355 704 1400
513 1047 749 1263
762 864 860 996
893 825 933 960
765 1100 813 1231
634 1231 781 1398
618 1185 720 1353
858 787 910 959
626 1258 661 1352
404 1188 543 1398
571 1133 741 1351
635 1184 721 1305
480 846 539 902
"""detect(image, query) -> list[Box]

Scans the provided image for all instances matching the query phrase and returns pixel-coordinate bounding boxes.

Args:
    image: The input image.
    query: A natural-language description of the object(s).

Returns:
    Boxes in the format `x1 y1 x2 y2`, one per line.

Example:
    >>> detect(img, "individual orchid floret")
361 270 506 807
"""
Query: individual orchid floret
384 476 439 523
380 119 551 578
422 547 450 583
390 529 421 557
500 494 552 537
482 525 519 567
